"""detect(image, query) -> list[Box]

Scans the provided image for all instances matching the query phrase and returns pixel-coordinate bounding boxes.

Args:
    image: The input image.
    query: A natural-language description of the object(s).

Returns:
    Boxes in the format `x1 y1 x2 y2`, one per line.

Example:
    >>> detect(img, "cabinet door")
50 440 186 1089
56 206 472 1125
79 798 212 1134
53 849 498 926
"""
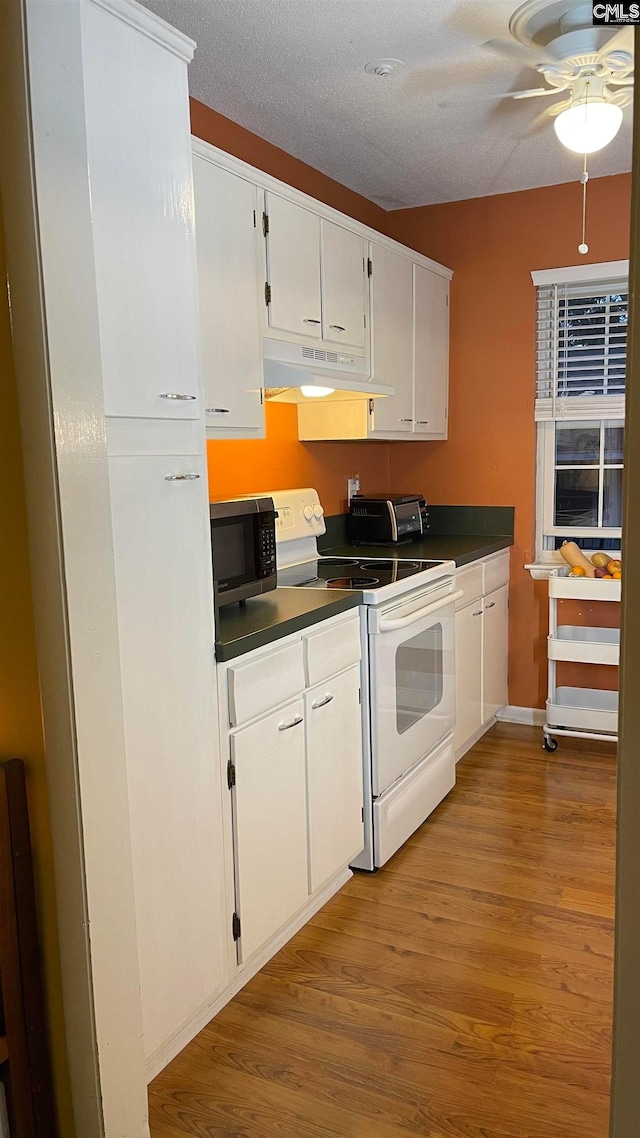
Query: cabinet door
454 601 483 758
231 699 309 962
321 219 367 352
414 265 449 438
369 243 413 433
265 193 322 339
305 665 364 892
108 453 227 1059
83 27 200 418
193 157 264 436
482 585 509 724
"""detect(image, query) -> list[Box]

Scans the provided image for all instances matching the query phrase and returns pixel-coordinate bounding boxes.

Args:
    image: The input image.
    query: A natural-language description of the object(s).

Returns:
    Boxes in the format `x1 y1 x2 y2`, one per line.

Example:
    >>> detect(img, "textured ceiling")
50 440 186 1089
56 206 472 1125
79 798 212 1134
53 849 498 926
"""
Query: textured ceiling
138 0 633 208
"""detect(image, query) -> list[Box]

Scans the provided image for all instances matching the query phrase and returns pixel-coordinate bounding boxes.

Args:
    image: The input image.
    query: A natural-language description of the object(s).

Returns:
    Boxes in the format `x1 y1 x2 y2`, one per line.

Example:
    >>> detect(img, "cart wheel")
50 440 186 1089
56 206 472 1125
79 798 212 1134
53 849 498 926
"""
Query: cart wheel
543 735 558 752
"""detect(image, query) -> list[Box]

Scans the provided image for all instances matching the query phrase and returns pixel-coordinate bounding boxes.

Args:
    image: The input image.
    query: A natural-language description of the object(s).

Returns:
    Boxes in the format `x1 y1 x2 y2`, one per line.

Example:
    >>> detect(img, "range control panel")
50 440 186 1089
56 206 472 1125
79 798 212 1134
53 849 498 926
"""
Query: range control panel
271 488 326 544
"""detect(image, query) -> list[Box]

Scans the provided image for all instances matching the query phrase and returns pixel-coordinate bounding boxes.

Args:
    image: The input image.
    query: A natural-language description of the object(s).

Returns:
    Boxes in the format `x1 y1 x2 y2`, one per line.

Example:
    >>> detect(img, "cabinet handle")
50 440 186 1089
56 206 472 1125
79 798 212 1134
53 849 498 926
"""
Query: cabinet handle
205 407 230 414
279 715 304 731
398 418 413 423
472 609 483 617
485 601 496 610
303 318 321 325
311 694 334 709
165 473 200 481
416 420 429 425
329 324 346 332
159 392 197 401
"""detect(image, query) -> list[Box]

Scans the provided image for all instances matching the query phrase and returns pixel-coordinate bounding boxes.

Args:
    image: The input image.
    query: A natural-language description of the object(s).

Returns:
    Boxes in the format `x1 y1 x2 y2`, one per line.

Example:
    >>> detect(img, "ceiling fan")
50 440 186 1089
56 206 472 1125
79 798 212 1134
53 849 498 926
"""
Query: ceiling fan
483 0 634 153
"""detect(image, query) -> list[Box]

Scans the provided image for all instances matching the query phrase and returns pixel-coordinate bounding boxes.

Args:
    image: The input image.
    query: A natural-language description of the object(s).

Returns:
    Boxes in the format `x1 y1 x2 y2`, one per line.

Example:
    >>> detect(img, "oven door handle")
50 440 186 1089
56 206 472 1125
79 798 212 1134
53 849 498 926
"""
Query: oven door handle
377 589 464 632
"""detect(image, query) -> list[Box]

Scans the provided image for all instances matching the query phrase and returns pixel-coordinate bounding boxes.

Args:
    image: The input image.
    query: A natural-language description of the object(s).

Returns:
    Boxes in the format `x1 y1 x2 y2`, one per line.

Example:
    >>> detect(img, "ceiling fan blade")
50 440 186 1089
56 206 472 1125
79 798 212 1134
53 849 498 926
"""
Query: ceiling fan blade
511 86 561 100
482 38 543 67
599 25 635 57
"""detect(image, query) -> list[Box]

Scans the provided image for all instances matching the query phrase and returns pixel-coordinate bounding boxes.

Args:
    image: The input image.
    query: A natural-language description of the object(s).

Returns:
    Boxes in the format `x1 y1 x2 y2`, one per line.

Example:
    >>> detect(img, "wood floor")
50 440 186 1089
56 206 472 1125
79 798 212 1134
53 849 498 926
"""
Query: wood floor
149 723 617 1138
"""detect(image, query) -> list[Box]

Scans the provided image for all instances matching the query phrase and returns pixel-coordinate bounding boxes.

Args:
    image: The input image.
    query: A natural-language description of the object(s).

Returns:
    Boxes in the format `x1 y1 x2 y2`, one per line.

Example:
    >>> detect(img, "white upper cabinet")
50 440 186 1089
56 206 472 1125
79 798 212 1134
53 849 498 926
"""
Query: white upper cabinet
320 220 367 352
369 243 414 434
82 14 200 419
414 264 449 438
265 193 322 339
193 155 265 437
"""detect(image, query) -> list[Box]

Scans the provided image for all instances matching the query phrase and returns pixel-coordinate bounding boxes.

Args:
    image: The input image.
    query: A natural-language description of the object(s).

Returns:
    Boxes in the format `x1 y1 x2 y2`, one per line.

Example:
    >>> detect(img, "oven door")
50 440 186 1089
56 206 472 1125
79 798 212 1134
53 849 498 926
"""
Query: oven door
368 584 463 797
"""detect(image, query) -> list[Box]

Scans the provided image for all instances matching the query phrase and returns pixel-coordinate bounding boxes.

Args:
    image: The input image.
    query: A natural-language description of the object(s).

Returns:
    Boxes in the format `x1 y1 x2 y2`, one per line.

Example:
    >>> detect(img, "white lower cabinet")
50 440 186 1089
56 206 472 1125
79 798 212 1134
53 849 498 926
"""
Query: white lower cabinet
454 601 483 755
222 611 363 967
454 553 510 761
231 699 309 964
305 665 363 893
482 584 509 724
108 451 228 1061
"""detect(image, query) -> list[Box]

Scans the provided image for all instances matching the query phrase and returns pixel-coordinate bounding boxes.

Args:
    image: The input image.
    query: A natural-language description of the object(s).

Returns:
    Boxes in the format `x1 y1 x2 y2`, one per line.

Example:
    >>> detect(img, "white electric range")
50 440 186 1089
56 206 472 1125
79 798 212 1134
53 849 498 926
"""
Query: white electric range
269 488 461 870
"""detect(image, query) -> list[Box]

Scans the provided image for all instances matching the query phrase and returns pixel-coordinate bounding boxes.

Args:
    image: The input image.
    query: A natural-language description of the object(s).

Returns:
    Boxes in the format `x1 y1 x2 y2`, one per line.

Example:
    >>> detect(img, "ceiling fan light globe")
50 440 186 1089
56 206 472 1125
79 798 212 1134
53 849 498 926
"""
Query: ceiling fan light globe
553 100 623 154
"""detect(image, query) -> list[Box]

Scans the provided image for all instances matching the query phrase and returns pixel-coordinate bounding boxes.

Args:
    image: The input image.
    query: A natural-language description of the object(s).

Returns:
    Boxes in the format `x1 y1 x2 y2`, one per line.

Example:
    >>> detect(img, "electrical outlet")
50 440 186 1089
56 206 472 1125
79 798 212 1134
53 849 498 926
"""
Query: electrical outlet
347 475 360 503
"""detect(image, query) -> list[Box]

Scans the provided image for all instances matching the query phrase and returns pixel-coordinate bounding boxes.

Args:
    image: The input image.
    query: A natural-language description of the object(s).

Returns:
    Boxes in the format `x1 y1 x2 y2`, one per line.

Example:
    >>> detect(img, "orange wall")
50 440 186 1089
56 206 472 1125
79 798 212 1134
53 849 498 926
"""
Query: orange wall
207 402 389 514
0 198 74 1130
191 98 392 515
385 174 631 708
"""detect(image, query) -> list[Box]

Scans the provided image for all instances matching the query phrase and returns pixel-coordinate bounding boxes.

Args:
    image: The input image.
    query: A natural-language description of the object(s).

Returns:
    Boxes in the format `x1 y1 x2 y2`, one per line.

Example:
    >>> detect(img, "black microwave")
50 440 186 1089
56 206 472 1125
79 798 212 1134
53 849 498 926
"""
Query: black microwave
210 497 277 607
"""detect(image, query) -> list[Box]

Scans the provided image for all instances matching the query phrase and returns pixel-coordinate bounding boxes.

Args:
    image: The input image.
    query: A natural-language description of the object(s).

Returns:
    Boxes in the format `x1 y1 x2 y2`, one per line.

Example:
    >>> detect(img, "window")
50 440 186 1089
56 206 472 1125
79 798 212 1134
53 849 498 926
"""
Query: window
532 262 628 555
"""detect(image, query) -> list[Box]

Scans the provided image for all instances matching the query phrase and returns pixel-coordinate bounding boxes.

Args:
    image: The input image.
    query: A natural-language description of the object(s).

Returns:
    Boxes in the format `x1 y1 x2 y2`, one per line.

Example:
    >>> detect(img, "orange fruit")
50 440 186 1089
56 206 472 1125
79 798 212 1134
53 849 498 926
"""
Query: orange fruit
612 570 622 579
570 566 586 576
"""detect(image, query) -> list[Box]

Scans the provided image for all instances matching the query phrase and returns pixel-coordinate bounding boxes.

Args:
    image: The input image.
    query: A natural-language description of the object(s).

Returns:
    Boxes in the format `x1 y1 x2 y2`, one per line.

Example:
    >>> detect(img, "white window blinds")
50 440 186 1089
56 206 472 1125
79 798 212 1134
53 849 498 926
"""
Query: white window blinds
535 275 628 422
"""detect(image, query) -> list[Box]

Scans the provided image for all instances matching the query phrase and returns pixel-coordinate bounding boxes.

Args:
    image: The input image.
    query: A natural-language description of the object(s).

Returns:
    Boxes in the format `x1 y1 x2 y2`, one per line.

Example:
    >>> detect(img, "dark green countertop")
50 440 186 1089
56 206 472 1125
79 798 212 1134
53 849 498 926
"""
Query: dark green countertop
215 535 513 661
215 587 360 662
325 534 513 567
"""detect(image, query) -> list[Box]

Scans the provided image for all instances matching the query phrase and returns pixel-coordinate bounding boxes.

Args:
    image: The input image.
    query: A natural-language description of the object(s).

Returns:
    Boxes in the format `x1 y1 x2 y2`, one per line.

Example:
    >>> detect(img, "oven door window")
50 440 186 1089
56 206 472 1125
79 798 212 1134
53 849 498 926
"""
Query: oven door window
395 622 443 734
211 516 257 593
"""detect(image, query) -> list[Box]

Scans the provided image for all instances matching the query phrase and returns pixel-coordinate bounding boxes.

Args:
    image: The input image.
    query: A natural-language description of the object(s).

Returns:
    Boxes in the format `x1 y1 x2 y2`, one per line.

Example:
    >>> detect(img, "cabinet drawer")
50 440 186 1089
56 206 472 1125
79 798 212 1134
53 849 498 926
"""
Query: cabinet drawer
228 641 305 726
483 551 510 596
454 563 483 610
303 614 361 687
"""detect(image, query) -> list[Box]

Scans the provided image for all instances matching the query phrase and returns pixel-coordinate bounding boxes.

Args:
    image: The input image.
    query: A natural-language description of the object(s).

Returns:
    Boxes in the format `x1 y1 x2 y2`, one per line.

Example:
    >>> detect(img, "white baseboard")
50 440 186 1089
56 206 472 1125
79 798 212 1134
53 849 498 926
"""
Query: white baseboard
145 866 352 1083
497 705 546 727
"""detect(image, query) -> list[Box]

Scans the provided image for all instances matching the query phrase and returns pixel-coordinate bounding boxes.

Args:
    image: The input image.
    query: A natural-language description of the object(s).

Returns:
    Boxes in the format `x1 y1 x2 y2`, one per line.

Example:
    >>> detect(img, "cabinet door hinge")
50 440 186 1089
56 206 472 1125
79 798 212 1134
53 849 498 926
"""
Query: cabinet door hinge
226 758 236 790
260 388 264 405
367 257 373 277
253 209 257 228
232 912 241 941
358 688 362 704
361 806 364 822
262 212 269 236
369 398 374 416
265 282 272 306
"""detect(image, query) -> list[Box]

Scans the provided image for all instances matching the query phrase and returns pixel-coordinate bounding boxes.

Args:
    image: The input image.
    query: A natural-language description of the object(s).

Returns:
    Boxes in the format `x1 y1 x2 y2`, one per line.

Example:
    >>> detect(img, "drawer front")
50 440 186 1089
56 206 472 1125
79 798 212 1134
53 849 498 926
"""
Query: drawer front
483 550 510 596
228 640 305 727
303 613 361 687
454 563 483 610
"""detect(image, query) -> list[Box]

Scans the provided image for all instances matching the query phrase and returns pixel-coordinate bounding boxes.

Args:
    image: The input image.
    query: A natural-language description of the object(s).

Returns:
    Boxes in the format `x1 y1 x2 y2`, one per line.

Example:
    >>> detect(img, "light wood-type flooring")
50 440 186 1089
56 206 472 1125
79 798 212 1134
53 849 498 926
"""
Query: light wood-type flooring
150 723 616 1138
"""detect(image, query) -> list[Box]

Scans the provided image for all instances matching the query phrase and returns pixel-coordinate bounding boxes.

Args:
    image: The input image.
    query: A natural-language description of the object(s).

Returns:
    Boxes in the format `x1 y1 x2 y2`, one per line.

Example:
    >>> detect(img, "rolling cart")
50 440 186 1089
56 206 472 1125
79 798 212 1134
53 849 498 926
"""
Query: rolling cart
543 569 620 751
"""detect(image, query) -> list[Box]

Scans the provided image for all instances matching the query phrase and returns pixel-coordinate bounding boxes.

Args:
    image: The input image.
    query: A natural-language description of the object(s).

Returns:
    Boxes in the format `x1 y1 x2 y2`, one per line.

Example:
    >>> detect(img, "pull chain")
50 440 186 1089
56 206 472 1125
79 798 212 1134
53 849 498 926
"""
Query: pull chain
578 79 589 255
579 152 589 255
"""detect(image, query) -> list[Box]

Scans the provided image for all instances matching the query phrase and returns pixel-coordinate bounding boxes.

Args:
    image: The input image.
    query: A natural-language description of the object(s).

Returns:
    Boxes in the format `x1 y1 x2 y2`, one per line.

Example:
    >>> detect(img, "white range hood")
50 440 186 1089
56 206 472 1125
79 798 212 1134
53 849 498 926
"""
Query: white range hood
263 338 394 403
